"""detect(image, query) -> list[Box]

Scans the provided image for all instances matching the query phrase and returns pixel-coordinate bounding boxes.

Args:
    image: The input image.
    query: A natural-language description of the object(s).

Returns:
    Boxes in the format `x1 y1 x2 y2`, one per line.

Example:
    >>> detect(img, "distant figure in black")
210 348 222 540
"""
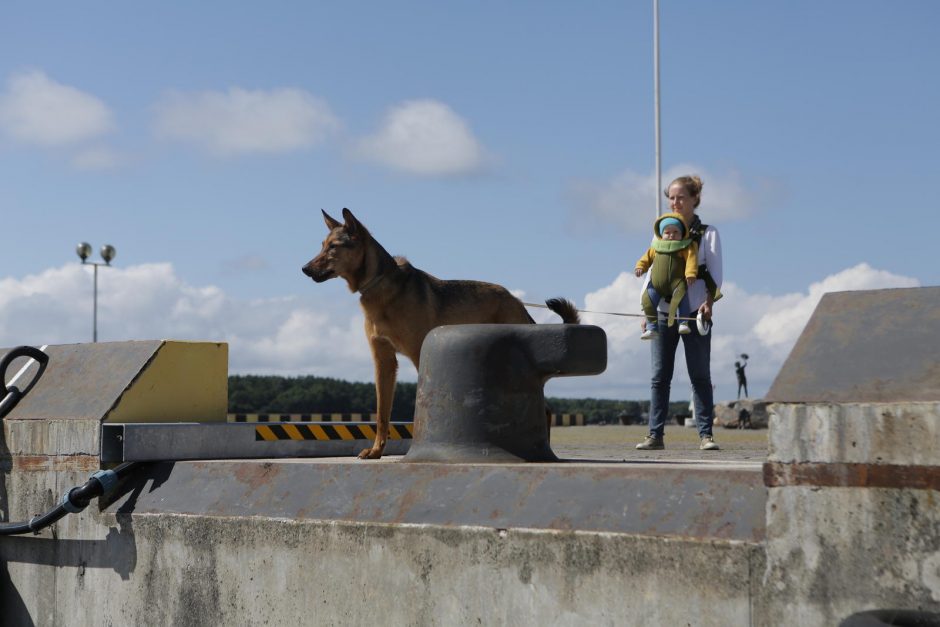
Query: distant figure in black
735 356 748 399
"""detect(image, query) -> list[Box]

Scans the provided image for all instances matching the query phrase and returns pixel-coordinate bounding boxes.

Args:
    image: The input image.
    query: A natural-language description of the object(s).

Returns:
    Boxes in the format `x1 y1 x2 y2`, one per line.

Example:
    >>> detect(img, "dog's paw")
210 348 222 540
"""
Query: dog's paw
357 447 384 460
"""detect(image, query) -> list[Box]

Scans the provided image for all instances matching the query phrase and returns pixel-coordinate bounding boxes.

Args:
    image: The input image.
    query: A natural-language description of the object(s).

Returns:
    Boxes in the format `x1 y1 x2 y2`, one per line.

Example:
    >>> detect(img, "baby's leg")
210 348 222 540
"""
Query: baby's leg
677 293 692 320
642 287 661 326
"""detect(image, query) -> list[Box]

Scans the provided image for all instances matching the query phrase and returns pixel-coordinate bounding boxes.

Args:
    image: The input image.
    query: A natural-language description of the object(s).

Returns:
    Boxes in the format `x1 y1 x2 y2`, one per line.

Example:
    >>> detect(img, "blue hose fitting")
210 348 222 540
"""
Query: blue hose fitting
91 469 118 495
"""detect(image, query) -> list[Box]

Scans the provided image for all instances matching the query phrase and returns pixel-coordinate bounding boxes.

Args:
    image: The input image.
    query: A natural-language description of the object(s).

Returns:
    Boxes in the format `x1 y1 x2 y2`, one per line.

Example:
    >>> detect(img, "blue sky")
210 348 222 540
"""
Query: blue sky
0 1 936 402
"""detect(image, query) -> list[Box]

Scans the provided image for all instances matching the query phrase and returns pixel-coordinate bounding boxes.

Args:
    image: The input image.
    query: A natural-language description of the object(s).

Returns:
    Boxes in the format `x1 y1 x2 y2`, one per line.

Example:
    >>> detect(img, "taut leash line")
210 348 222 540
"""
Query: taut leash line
523 302 702 323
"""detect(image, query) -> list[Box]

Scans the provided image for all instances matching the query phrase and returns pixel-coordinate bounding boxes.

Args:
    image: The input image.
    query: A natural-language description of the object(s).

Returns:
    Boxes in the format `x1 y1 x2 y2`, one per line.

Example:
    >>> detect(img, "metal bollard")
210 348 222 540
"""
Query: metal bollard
403 324 606 463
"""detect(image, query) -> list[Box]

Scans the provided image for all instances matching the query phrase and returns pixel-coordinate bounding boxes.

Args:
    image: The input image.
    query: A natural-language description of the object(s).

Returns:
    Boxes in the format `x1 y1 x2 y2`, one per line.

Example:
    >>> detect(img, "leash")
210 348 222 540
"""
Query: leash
522 302 702 323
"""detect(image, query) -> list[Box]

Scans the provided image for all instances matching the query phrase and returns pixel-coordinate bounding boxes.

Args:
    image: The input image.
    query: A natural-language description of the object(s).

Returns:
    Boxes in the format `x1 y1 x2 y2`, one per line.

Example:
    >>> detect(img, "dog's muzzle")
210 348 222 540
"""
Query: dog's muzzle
302 263 333 283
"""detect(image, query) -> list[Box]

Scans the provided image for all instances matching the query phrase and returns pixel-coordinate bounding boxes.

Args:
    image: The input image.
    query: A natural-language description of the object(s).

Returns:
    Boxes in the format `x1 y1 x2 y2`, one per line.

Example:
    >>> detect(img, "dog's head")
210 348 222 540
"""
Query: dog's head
302 208 368 286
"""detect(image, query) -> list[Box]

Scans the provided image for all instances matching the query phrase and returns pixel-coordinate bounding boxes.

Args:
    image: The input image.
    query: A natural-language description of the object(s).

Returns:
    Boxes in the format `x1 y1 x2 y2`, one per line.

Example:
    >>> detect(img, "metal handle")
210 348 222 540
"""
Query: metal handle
0 345 49 419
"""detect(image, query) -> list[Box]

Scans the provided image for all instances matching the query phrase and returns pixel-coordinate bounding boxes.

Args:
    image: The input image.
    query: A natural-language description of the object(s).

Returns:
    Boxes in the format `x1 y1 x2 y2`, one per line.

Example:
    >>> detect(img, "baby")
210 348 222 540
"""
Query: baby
634 213 698 339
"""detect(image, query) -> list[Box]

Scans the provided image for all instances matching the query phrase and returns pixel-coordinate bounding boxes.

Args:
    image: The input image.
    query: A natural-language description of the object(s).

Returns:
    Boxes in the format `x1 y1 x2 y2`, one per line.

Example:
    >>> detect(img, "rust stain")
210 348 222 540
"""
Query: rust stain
13 454 100 472
764 461 940 490
233 461 282 491
392 472 436 523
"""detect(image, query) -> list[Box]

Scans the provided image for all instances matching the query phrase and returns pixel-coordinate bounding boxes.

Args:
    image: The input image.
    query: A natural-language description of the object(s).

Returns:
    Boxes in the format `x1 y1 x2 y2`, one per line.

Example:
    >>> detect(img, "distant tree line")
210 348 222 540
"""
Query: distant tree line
229 375 691 424
229 375 417 419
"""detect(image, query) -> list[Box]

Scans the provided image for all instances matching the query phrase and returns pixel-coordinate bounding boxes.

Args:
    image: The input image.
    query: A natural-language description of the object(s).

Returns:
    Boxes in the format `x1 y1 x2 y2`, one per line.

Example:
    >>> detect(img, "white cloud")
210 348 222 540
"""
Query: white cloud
0 262 919 403
549 262 921 401
750 263 919 350
351 99 489 176
0 262 380 382
153 87 341 156
0 70 115 146
567 164 766 233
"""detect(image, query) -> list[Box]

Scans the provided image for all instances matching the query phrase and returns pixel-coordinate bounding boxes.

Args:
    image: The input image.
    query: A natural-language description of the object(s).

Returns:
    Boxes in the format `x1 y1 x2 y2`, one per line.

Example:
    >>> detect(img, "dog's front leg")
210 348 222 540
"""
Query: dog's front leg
360 337 398 459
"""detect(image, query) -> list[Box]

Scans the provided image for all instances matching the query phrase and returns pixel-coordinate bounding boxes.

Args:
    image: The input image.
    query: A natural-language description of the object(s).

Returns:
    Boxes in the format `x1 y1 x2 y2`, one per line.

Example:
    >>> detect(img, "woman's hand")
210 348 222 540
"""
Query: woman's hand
699 297 713 321
634 268 644 278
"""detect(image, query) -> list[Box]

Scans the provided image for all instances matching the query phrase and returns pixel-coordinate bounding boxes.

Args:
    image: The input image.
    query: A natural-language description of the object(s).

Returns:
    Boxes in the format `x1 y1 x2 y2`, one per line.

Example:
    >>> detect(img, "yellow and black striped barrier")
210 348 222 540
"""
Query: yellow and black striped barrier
254 422 413 442
230 413 376 423
232 413 585 426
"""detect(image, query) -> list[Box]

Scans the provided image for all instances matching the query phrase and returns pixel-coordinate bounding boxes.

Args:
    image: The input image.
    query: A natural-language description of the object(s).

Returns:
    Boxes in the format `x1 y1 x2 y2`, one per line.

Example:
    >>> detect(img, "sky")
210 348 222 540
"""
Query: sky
0 1 936 404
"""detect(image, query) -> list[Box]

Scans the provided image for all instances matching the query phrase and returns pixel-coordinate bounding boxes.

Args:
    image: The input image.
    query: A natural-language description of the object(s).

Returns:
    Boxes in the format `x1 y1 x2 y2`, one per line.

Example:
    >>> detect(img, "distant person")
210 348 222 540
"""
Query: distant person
633 213 698 339
635 175 723 452
735 359 748 399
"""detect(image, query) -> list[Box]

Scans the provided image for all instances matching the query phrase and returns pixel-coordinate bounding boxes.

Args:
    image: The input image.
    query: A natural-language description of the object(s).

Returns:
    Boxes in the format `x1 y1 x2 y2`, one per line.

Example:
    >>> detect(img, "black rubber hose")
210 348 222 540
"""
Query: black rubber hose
0 345 49 419
0 462 139 536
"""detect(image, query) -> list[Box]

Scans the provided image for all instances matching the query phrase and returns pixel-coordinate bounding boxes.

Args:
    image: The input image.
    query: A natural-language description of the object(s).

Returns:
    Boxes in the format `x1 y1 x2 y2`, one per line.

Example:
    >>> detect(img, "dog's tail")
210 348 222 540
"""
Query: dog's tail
545 297 580 324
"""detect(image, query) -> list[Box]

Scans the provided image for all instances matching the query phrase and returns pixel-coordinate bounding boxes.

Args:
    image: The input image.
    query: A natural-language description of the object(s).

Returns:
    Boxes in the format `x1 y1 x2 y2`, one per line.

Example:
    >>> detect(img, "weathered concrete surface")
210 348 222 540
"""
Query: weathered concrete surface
3 416 768 625
765 286 940 403
95 459 765 541
760 403 940 626
2 488 766 627
768 402 940 466
763 484 940 627
760 285 940 626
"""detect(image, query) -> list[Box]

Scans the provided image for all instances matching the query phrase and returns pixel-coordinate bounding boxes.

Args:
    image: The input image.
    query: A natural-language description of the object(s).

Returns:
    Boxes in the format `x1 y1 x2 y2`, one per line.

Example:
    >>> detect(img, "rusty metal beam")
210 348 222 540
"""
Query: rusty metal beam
764 461 940 490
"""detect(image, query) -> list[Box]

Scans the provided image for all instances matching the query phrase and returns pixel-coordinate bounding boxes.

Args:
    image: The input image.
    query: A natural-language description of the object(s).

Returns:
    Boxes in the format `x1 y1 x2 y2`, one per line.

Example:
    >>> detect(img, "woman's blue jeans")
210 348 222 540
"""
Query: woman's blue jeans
648 313 714 439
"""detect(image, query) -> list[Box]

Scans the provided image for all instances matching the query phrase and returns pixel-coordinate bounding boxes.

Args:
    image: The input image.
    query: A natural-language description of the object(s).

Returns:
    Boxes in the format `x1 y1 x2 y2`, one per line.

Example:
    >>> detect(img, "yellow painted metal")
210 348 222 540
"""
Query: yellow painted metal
104 341 228 423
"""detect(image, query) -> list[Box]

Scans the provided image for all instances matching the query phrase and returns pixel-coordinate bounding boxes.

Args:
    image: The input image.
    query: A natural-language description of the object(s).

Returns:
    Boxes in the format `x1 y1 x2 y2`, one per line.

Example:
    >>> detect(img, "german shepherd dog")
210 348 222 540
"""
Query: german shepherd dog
302 208 579 459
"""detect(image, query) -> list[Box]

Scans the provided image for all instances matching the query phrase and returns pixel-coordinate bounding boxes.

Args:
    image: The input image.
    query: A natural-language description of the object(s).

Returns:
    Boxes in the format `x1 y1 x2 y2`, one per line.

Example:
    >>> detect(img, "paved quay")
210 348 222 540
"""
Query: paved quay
549 423 769 463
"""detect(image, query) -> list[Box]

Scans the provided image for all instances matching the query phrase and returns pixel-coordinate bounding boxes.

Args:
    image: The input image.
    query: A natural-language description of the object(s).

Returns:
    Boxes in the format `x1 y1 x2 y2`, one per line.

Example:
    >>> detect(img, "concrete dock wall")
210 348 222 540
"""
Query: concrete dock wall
3 510 765 626
2 458 766 627
762 403 940 626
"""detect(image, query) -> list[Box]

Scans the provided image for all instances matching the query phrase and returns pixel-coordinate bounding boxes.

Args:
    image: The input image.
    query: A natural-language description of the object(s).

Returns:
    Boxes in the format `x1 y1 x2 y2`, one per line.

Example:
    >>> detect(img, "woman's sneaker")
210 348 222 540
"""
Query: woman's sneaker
700 436 720 450
678 322 691 335
636 434 664 450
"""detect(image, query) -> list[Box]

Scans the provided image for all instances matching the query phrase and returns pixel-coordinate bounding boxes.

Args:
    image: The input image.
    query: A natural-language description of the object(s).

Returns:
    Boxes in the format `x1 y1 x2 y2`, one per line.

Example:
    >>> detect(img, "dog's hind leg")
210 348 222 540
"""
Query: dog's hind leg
360 337 398 459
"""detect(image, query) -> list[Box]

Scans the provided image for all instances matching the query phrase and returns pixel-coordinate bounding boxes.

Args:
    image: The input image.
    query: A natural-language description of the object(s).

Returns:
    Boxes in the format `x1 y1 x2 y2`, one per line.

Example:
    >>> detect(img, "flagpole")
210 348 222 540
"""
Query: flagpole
654 0 662 218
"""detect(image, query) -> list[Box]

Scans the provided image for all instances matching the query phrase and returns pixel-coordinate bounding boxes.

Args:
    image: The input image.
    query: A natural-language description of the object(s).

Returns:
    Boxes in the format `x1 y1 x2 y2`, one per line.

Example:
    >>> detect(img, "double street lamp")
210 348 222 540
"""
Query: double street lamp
76 242 116 343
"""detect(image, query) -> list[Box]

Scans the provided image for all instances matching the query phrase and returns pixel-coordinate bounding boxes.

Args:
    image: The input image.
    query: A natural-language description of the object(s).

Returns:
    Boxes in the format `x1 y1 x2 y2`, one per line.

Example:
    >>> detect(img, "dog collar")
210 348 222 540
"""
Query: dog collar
358 272 388 295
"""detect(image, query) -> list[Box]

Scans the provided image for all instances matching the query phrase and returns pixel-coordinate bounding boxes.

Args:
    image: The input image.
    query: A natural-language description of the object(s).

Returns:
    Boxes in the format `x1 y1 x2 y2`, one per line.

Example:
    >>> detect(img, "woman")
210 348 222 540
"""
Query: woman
636 175 723 451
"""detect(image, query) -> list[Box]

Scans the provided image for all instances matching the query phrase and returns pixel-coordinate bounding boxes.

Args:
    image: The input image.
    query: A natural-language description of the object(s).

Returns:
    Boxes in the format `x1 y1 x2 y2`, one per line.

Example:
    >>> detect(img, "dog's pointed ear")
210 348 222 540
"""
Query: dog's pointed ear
322 209 342 230
342 208 363 238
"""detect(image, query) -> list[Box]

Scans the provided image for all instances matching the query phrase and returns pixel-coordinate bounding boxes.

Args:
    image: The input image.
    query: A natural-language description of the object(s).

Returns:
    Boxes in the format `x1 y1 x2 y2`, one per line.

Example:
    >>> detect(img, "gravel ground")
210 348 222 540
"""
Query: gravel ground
550 424 769 463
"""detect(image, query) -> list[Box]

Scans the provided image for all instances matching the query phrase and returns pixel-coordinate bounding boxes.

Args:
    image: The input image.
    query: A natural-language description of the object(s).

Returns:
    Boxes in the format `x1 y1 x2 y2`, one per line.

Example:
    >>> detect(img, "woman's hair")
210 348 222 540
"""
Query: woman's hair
665 175 703 208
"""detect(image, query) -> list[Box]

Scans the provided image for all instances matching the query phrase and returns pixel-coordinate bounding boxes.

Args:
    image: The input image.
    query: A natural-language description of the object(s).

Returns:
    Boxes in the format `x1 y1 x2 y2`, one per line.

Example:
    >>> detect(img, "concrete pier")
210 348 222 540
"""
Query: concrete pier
2 287 939 626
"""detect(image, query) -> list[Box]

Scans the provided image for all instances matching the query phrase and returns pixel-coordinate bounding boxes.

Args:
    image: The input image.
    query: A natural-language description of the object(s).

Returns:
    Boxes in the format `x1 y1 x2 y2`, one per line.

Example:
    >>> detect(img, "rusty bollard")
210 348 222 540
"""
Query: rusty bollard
402 324 607 463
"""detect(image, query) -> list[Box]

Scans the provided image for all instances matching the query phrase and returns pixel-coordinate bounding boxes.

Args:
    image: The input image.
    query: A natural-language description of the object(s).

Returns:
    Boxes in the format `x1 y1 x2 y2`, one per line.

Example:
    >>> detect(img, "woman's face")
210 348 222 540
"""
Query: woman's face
667 184 697 221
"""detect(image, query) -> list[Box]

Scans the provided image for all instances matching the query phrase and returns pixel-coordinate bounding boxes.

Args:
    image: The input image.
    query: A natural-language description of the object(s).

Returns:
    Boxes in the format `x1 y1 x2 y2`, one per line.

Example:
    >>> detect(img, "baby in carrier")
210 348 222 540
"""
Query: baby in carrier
634 213 697 340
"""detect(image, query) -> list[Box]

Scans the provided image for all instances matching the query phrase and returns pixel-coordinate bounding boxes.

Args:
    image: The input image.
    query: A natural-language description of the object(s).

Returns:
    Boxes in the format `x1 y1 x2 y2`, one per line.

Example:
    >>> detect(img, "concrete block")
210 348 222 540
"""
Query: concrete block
762 487 940 626
1 340 228 425
766 287 940 403
769 403 940 466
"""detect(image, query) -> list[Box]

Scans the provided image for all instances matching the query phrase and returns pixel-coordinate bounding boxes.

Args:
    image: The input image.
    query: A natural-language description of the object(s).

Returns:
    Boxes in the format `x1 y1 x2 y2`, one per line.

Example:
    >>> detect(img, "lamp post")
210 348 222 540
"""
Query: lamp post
76 242 116 343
